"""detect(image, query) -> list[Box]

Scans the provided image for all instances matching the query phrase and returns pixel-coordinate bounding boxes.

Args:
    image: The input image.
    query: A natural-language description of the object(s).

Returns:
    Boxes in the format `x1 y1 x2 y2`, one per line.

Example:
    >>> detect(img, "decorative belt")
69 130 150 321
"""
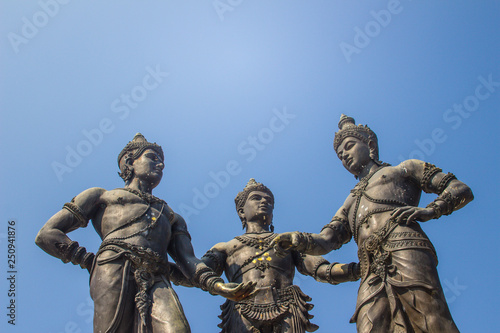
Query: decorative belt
235 285 311 323
96 239 169 331
359 219 437 281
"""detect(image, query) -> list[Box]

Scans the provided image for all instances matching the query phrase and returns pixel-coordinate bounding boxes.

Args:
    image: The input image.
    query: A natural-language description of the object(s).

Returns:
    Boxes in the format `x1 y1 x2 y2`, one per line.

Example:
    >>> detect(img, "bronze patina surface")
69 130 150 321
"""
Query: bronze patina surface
202 179 360 333
272 116 474 332
36 133 254 333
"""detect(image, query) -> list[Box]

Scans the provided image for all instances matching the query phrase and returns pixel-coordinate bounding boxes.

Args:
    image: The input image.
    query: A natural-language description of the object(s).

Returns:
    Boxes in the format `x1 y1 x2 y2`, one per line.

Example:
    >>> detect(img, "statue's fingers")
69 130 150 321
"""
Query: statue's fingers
232 283 245 293
246 288 258 298
242 281 256 291
396 209 413 224
406 211 420 225
242 282 257 298
392 206 410 216
391 207 402 216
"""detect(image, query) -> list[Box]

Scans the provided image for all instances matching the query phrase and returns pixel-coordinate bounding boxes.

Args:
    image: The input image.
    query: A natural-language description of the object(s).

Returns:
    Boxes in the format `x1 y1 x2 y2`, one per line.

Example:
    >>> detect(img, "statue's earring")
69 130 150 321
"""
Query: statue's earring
238 208 246 229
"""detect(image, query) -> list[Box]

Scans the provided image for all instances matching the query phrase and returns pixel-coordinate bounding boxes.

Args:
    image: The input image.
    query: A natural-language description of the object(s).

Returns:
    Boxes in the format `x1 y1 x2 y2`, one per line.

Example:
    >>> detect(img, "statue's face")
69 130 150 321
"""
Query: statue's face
241 190 274 223
131 148 164 188
336 136 371 176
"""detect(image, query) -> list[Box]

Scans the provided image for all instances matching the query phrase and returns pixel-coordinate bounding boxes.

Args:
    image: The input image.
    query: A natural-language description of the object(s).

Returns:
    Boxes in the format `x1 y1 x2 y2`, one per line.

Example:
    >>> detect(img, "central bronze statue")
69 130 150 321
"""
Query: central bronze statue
272 115 474 332
35 133 255 333
201 178 360 333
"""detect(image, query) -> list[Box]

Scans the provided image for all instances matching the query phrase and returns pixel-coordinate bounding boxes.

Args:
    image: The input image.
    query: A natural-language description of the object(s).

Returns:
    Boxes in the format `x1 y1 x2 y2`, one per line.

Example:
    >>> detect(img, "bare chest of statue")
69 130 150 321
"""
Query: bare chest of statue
92 189 172 254
226 234 295 289
349 166 423 243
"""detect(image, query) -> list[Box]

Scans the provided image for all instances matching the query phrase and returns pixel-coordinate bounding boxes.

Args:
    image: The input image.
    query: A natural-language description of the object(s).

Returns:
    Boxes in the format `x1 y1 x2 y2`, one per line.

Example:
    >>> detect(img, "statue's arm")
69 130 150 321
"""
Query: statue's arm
392 160 474 224
168 215 254 300
167 213 204 277
201 243 228 277
272 198 353 256
297 253 360 284
35 187 105 270
167 241 227 287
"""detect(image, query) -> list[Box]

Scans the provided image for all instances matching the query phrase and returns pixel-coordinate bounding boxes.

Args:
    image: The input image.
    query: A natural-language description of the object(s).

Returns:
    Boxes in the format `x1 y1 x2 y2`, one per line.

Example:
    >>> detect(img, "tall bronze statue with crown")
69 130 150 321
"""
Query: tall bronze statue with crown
36 133 255 333
272 115 474 332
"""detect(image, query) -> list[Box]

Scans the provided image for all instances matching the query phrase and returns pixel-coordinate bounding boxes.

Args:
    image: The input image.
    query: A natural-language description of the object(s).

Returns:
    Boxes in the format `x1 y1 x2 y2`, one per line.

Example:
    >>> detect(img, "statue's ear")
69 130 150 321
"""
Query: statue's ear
125 157 135 169
368 140 378 159
368 140 377 151
237 208 245 220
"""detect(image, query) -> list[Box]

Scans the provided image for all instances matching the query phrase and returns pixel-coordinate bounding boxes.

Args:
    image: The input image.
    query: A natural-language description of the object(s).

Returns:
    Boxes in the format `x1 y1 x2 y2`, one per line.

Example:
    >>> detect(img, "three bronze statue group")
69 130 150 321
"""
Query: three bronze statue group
36 115 473 333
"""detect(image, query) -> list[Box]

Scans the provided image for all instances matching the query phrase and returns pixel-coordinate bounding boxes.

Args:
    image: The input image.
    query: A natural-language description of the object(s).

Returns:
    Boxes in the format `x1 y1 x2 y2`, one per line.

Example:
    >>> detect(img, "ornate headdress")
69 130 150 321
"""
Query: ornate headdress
333 114 379 161
235 178 274 229
117 133 164 181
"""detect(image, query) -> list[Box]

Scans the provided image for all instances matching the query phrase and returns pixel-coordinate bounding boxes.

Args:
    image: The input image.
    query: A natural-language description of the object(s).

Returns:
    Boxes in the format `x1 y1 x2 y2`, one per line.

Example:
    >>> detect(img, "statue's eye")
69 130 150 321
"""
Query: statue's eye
345 142 354 150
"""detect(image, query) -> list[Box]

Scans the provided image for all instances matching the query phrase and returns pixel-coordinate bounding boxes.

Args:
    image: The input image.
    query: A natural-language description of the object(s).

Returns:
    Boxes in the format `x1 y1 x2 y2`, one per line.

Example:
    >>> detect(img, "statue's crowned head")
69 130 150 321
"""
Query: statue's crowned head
235 178 275 230
333 114 380 163
118 133 164 182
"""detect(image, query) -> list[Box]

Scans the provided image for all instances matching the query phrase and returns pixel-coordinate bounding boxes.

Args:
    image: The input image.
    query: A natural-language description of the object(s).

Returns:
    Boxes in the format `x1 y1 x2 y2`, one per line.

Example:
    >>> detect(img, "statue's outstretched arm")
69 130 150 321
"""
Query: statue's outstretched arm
168 215 255 300
169 243 226 287
296 253 360 284
392 160 474 225
35 187 105 271
272 197 353 257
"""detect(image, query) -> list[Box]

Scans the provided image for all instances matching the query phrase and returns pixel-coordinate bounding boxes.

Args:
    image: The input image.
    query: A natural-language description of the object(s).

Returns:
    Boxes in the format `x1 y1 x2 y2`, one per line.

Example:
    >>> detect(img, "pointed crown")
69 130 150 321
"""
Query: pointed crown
117 133 164 167
235 178 274 211
333 114 378 152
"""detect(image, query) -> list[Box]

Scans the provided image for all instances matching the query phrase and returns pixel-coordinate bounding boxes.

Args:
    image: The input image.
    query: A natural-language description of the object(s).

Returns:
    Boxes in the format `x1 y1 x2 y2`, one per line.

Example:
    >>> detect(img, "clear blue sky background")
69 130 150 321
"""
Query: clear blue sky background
1 1 499 332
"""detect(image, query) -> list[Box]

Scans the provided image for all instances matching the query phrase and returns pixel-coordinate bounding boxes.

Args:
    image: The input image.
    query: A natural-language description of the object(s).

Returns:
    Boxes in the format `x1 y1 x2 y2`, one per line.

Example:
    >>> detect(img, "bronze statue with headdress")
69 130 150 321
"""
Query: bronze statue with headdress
201 178 360 333
272 115 474 332
36 133 255 333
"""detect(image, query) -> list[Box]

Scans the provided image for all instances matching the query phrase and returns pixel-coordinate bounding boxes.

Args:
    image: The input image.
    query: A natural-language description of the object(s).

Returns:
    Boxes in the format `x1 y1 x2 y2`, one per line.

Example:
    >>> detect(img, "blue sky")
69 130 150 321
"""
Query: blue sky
1 1 499 332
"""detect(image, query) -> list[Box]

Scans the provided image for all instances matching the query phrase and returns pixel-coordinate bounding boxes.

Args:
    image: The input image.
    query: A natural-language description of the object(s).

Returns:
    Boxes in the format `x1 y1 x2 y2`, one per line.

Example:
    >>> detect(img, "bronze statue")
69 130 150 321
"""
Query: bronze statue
200 178 360 333
272 115 474 332
35 133 255 333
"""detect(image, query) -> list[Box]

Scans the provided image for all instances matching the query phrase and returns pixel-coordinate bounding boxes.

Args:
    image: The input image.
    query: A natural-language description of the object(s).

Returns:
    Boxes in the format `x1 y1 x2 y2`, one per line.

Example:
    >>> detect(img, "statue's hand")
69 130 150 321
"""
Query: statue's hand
270 232 304 258
391 206 435 225
212 281 256 301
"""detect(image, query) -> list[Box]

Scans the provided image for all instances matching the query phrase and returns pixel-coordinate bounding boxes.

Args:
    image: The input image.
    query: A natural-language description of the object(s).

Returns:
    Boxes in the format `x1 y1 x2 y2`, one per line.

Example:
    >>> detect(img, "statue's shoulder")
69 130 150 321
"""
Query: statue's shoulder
74 187 107 202
395 159 429 178
99 188 131 202
218 238 245 256
211 240 232 254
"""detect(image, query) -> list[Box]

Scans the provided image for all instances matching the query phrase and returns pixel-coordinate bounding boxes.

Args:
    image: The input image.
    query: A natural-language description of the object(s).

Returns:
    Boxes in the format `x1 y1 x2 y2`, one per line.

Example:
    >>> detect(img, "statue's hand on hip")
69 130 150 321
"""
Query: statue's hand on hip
391 206 435 225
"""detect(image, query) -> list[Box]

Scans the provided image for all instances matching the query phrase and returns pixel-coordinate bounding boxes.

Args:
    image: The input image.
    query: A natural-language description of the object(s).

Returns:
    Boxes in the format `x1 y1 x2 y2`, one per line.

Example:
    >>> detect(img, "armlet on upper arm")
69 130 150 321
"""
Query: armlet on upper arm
420 162 442 193
321 216 352 245
63 201 89 228
201 249 225 276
